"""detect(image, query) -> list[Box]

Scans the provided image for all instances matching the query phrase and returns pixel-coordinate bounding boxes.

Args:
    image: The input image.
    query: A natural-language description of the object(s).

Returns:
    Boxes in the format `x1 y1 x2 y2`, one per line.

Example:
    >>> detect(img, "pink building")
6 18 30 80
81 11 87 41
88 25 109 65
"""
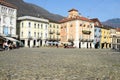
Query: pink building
60 9 94 48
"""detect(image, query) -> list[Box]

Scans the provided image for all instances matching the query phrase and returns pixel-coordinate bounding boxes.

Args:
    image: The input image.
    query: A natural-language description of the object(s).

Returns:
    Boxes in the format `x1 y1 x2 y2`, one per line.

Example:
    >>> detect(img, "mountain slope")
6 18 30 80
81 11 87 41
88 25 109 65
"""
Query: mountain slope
4 0 64 22
102 18 120 28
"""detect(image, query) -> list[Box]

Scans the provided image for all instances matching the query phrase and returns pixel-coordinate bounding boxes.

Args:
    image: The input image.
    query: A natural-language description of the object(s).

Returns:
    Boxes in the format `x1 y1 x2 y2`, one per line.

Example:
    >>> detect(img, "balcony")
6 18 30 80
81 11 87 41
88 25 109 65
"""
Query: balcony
28 36 33 40
56 32 60 35
56 38 61 41
7 34 18 38
80 39 94 42
104 36 106 38
82 30 91 34
48 37 61 41
49 31 54 34
89 39 94 42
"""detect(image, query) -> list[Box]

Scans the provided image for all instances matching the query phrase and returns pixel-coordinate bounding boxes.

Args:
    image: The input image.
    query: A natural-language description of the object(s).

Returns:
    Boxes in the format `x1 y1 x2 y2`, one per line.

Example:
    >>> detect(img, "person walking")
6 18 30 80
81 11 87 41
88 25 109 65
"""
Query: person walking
3 41 9 50
56 44 58 48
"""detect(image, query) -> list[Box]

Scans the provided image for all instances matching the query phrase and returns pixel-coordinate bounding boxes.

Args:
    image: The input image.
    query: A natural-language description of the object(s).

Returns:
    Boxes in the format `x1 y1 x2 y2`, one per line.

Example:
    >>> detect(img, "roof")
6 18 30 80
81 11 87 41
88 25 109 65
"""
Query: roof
90 18 102 27
116 28 120 32
68 8 78 12
18 16 49 23
59 15 93 23
0 0 17 9
101 25 112 30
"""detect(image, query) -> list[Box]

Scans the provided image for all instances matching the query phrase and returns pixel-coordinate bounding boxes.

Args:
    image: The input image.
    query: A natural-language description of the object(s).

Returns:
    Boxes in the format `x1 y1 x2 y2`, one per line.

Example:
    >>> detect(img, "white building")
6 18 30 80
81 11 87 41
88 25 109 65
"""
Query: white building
17 16 49 47
0 0 17 45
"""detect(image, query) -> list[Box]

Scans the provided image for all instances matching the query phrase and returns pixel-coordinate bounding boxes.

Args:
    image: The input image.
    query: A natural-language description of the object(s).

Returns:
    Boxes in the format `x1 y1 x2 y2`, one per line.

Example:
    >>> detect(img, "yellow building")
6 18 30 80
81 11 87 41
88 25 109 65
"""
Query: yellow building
116 29 120 50
101 26 111 48
48 22 61 46
17 16 49 47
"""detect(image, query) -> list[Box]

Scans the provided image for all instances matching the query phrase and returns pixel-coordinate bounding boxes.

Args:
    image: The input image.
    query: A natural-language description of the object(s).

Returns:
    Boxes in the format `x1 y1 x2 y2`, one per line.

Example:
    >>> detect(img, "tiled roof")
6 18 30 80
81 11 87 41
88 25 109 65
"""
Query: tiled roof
68 8 78 12
116 28 120 32
59 15 93 23
90 18 102 27
0 0 17 9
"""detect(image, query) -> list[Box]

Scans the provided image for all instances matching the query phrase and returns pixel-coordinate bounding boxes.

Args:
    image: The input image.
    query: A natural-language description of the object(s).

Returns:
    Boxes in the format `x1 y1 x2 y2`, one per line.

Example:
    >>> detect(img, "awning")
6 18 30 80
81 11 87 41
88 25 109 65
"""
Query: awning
4 37 19 42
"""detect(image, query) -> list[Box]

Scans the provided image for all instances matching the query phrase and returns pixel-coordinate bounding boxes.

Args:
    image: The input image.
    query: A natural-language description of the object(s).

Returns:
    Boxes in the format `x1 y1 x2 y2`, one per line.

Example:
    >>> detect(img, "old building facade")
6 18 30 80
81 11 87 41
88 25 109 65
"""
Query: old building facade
17 16 49 47
91 18 102 49
111 28 120 50
101 26 111 49
47 22 61 46
60 9 94 48
0 0 17 46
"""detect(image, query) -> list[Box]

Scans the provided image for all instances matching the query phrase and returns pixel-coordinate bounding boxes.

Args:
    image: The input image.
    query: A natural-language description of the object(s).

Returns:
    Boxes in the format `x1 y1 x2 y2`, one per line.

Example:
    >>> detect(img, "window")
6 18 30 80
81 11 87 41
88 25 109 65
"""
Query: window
80 24 82 26
87 25 89 28
38 24 39 28
34 23 36 28
21 32 23 37
34 32 36 37
29 22 31 28
95 35 97 37
99 29 101 32
50 24 52 28
91 26 93 28
53 30 55 33
3 15 6 23
22 23 23 28
84 24 86 27
28 31 31 37
45 33 47 38
94 29 97 32
41 24 43 29
38 33 39 38
41 33 43 38
53 25 55 28
90 24 92 28
117 39 120 43
46 25 47 29
57 25 59 29
10 17 13 25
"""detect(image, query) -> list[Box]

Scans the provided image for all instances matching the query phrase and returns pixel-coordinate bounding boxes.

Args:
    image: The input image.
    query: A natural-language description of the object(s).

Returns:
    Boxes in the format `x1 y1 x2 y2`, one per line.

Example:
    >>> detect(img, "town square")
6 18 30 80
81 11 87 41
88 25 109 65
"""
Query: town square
0 48 120 80
0 0 120 80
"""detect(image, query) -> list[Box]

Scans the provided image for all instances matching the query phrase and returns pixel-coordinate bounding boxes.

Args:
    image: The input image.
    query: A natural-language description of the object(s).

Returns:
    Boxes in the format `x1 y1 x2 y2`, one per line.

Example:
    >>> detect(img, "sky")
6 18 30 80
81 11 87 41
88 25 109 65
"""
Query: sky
24 0 120 22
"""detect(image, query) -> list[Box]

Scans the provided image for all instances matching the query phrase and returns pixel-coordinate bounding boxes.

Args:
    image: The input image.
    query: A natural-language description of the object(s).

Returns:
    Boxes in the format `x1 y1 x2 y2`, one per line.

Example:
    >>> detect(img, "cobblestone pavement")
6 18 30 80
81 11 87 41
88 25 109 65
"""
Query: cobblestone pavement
0 48 120 80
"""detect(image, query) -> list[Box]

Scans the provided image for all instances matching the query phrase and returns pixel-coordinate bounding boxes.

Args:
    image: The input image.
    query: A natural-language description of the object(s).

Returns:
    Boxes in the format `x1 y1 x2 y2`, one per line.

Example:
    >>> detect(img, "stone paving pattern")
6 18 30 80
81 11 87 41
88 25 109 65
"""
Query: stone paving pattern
0 48 120 80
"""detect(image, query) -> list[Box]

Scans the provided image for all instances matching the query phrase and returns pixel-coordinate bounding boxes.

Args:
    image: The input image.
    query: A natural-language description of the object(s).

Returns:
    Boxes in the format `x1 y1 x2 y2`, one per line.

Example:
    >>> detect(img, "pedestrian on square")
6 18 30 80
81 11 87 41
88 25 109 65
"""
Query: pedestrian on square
56 44 58 48
3 41 9 50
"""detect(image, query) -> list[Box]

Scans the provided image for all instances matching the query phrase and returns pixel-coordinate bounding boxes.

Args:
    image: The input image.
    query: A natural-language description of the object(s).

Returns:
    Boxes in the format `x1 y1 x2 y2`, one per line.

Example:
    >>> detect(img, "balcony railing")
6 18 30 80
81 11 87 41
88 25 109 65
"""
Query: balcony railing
80 39 94 42
82 30 91 34
56 32 60 35
48 37 61 41
28 36 33 40
7 34 18 38
49 31 54 34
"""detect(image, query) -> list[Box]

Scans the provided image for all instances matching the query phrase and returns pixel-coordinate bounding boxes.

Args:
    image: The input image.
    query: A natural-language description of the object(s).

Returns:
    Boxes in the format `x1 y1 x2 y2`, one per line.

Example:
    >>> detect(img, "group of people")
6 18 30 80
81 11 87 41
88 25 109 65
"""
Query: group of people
3 41 16 50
